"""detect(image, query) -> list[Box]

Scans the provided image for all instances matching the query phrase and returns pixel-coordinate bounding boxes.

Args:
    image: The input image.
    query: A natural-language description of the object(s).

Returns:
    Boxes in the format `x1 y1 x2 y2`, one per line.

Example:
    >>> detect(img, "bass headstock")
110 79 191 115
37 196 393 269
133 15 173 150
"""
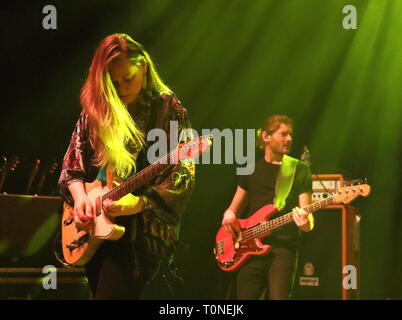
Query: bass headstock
334 183 371 204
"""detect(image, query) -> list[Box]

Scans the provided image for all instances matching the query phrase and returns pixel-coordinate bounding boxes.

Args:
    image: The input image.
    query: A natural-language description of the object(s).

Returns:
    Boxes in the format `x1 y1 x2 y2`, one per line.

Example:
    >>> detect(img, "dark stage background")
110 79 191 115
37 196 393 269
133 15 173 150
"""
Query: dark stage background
1 0 401 300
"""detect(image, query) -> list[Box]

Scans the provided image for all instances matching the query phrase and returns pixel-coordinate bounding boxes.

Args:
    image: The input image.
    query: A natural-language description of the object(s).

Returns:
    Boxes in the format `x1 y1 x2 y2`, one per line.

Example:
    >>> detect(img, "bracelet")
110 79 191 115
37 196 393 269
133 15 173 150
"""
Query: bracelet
141 195 149 210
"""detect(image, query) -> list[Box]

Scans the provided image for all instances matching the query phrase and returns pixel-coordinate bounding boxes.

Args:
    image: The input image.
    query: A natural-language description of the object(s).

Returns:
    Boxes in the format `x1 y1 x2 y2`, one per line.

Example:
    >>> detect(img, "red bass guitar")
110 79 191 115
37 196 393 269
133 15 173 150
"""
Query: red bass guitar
214 183 370 272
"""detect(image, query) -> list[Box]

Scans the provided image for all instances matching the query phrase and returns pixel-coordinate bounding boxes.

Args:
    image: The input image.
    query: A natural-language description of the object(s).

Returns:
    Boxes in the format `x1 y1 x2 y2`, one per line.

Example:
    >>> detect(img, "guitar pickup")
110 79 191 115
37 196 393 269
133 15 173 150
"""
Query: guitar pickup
234 232 243 249
63 218 74 226
66 233 90 251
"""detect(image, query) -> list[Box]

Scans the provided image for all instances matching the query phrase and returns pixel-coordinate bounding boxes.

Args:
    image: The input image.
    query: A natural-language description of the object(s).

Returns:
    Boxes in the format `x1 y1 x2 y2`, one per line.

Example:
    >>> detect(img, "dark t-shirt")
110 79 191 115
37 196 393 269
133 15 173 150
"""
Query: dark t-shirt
238 157 312 248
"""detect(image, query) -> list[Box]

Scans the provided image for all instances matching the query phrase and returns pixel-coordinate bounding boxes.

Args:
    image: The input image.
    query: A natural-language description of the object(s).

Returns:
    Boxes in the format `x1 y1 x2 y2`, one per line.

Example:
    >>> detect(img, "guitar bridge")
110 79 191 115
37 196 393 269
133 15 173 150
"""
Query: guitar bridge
215 241 224 255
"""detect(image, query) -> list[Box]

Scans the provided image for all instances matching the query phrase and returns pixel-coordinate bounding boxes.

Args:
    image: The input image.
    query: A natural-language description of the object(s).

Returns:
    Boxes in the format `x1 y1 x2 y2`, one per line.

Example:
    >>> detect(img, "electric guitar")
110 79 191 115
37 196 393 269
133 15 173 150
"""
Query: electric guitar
214 182 371 272
0 155 19 192
36 159 58 195
62 135 211 266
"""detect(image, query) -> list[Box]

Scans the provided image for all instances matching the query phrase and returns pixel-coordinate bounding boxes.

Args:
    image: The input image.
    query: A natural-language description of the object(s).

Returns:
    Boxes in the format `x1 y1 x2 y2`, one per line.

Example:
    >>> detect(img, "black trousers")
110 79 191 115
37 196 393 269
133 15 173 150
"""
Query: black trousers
235 246 297 300
85 240 160 300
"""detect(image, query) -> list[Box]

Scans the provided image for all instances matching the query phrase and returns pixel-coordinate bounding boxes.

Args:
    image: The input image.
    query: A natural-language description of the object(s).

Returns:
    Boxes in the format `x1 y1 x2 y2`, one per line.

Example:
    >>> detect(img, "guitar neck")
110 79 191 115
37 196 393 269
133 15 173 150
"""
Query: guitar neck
0 173 6 192
99 134 210 202
253 196 336 237
101 153 173 202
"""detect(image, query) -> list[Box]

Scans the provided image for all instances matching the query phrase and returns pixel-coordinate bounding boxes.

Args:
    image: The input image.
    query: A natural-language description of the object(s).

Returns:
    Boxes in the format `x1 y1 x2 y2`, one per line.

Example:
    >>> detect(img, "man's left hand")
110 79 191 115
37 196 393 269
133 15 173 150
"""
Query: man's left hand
292 207 313 232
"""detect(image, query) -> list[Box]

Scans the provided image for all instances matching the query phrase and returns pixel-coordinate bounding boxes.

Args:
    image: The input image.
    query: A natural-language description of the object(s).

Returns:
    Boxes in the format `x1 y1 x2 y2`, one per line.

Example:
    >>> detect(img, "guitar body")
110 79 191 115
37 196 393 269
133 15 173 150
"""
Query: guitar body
61 180 125 266
215 183 371 272
215 204 278 272
60 135 211 266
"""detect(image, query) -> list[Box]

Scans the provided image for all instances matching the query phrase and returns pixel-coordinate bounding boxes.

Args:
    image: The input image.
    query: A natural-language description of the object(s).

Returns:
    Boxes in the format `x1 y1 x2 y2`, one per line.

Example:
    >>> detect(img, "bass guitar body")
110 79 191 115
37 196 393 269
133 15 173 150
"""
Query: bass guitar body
215 204 277 272
215 183 371 272
61 180 125 266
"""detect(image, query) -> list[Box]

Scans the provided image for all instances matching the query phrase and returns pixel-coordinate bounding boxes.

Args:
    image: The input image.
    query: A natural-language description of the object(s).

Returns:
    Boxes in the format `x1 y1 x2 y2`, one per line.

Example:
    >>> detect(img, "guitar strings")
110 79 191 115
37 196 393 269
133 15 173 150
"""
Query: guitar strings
217 197 335 248
238 197 334 241
217 214 294 248
101 138 206 202
104 137 203 200
102 153 170 201
218 187 365 265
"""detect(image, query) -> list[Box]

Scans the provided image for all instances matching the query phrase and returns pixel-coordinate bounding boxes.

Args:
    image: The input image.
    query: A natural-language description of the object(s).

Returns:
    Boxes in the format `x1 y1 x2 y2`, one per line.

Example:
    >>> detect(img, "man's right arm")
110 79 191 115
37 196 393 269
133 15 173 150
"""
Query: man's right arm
222 186 248 236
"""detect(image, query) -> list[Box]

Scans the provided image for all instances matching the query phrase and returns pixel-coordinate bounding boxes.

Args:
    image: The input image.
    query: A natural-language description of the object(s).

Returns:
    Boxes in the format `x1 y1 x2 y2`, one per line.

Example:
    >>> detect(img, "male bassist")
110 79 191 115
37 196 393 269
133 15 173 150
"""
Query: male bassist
222 115 314 300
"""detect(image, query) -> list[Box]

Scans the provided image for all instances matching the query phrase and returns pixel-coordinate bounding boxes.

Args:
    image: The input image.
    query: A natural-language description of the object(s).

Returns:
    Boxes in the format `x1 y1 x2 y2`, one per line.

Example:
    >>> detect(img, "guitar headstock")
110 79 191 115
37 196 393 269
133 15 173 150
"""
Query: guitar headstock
177 134 213 162
0 156 7 174
0 155 19 192
343 178 368 187
334 183 371 204
6 155 19 173
35 159 59 194
47 159 59 174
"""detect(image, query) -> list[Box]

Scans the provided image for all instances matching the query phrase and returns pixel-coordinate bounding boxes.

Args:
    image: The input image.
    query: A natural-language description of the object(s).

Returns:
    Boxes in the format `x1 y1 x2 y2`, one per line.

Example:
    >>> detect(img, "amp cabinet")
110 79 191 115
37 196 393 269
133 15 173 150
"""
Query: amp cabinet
0 267 89 300
292 204 360 300
0 194 90 299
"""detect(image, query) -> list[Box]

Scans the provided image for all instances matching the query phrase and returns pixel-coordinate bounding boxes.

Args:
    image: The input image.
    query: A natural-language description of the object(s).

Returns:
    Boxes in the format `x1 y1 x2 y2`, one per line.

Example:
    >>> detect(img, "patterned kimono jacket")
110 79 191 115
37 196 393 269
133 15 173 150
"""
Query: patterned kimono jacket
58 93 195 263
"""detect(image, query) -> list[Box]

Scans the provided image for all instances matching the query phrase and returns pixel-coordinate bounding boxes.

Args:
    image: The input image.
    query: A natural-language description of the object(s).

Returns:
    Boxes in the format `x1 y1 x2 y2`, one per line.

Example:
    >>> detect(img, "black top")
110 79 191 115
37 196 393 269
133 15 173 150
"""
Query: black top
238 157 312 248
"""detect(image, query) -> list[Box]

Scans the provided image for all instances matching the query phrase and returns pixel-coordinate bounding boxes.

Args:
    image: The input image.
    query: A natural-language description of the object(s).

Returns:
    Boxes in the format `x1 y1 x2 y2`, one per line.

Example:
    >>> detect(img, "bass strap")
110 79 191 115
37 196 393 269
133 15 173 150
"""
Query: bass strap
273 154 299 211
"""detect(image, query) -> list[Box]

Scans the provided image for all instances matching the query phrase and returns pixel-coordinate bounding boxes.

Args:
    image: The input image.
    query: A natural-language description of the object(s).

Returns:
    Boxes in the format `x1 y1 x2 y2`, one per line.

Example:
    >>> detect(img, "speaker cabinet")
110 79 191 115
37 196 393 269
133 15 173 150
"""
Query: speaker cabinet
0 194 62 263
292 205 360 300
0 267 90 300
0 194 91 299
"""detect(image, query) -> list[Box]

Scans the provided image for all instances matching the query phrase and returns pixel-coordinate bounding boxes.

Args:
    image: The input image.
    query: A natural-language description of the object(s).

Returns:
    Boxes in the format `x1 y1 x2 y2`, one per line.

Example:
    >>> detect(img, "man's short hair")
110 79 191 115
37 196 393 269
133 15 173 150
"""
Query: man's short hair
256 115 293 148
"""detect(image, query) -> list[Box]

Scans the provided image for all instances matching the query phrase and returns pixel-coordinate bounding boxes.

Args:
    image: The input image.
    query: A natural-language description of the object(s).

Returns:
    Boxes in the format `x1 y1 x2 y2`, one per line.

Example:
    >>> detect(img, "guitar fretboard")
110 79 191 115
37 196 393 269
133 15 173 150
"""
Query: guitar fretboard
99 135 207 202
101 152 174 202
249 196 335 239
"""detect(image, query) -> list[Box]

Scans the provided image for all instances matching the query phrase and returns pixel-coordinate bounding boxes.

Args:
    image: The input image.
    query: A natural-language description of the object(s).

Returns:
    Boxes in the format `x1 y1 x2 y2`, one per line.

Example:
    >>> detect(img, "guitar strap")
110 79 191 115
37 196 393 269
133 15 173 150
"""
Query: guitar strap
96 166 106 181
95 165 115 190
274 154 299 211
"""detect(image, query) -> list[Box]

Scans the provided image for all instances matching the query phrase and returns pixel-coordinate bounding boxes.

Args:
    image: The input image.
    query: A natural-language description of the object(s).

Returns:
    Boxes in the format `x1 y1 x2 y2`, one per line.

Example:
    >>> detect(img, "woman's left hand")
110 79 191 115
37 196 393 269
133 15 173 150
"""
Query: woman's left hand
292 207 313 232
103 194 145 217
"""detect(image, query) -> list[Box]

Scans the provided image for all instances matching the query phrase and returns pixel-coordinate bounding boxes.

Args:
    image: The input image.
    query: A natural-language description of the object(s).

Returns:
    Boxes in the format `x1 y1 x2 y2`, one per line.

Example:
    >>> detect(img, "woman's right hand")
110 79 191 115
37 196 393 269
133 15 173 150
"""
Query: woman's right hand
73 194 94 232
222 209 240 237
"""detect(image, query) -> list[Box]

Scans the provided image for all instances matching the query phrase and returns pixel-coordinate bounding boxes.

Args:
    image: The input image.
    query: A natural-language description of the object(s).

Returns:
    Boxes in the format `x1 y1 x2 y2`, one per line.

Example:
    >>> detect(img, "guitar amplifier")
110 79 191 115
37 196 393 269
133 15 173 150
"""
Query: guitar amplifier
292 204 360 300
0 194 91 299
0 193 62 265
312 174 351 202
0 267 90 300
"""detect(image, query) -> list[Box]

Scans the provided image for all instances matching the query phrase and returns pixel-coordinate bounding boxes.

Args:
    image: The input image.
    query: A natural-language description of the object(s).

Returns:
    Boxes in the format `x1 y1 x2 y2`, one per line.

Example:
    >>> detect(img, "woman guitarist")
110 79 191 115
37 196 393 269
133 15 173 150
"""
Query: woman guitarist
58 33 195 299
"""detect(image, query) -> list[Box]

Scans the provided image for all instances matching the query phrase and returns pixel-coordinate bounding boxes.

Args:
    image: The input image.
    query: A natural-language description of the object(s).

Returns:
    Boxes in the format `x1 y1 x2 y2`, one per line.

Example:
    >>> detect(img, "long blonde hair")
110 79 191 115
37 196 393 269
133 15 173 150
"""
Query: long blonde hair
80 33 172 178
